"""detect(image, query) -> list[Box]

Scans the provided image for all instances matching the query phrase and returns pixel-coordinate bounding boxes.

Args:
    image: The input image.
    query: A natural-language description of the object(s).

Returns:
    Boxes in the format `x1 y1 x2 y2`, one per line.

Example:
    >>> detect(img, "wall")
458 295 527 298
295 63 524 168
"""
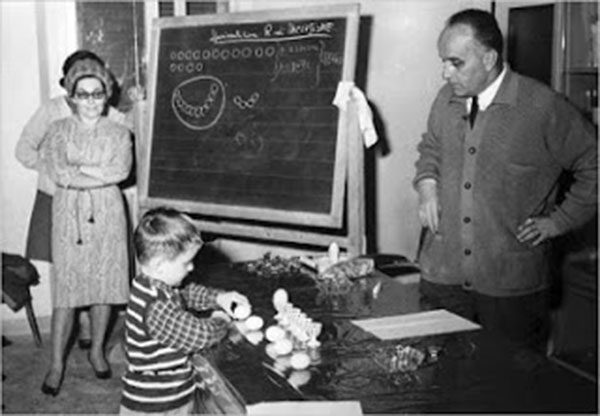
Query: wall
1 0 490 335
219 0 488 260
1 2 46 335
1 1 77 336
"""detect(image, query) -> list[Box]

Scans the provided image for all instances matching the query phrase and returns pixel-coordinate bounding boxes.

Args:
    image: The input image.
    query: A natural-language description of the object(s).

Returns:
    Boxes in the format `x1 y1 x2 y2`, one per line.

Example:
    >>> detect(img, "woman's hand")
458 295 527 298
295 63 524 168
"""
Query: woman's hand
79 165 104 179
127 85 146 103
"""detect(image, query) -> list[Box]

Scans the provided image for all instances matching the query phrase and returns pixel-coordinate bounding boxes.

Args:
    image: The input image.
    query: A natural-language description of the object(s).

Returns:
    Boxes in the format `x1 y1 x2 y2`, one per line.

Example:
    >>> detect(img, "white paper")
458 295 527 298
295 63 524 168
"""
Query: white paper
247 400 363 415
351 309 481 340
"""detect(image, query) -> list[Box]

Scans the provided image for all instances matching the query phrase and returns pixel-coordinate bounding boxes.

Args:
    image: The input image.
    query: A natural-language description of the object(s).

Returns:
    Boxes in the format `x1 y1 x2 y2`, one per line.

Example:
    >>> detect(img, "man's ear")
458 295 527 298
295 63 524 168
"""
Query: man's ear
483 49 498 71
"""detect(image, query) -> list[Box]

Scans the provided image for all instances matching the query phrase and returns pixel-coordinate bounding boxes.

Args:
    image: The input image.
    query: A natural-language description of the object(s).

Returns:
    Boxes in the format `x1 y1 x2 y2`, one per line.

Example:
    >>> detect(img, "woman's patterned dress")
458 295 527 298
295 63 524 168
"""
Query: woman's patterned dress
42 116 132 308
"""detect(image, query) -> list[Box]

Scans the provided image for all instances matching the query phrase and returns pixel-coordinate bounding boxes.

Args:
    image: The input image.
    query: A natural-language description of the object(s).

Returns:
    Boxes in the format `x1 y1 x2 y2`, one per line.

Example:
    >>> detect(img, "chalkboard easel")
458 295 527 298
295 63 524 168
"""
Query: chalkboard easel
139 4 365 256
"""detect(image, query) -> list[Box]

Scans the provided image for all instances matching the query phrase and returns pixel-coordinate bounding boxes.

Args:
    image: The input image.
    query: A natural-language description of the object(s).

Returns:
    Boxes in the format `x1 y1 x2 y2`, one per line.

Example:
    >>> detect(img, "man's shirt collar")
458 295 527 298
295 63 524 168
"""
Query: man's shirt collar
472 65 507 111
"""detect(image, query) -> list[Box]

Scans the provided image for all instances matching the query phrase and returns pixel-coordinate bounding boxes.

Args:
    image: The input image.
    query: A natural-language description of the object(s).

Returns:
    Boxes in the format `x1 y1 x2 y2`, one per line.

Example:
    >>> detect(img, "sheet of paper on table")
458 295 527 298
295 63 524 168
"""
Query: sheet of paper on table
351 309 481 340
247 400 363 415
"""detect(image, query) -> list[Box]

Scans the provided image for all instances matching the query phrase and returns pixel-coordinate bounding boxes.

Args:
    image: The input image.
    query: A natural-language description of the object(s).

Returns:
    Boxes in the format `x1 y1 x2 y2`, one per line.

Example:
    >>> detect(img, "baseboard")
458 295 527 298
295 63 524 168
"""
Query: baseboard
2 315 51 337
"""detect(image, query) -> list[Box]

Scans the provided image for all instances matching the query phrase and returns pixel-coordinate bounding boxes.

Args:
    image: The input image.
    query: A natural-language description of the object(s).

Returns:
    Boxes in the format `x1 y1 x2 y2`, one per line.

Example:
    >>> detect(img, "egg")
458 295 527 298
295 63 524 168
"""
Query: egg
244 330 264 346
290 352 311 370
245 315 264 331
328 242 340 264
265 325 286 342
288 369 311 388
272 288 288 311
233 303 251 320
274 356 291 372
272 338 293 356
265 343 278 359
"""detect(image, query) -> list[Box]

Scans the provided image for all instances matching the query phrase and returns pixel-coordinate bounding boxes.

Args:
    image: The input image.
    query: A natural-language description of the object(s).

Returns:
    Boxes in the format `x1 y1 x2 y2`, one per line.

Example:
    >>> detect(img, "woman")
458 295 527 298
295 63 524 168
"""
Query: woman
15 50 130 350
40 58 133 396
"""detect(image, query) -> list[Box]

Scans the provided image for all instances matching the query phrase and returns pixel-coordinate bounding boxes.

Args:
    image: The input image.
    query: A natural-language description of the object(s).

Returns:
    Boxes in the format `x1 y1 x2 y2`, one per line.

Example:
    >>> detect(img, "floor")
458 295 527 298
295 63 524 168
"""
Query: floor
1 248 233 415
2 320 126 414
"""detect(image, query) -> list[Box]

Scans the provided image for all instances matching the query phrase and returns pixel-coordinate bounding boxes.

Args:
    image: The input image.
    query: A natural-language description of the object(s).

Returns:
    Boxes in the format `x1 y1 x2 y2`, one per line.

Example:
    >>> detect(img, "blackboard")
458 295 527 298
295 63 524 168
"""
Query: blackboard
140 4 360 230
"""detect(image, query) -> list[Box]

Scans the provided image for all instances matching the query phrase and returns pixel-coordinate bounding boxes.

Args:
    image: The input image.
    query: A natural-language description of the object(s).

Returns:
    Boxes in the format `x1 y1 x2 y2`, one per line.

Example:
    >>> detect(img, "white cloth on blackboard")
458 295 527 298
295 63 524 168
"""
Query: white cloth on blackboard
333 81 379 148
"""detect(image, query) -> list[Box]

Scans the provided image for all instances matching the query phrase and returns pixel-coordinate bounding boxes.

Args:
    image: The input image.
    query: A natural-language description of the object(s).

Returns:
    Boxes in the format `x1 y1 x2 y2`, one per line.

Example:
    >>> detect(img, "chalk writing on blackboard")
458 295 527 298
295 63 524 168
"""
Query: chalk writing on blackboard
172 75 226 130
143 7 357 228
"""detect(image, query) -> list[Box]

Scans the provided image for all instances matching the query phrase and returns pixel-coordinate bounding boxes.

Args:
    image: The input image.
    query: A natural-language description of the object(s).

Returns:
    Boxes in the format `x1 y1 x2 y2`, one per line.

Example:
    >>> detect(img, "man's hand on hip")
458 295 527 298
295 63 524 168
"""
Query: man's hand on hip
516 216 560 246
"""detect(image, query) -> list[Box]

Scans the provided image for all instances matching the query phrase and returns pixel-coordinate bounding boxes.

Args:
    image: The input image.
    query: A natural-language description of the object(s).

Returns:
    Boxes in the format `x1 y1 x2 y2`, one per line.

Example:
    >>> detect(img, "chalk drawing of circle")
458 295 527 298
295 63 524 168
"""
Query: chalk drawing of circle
193 50 201 60
186 63 195 73
221 49 230 60
170 51 178 60
171 75 226 131
169 63 178 72
242 47 252 58
254 47 263 58
232 48 240 59
177 51 185 60
185 50 192 60
177 63 185 72
202 50 211 60
265 46 276 57
195 62 204 72
212 48 220 60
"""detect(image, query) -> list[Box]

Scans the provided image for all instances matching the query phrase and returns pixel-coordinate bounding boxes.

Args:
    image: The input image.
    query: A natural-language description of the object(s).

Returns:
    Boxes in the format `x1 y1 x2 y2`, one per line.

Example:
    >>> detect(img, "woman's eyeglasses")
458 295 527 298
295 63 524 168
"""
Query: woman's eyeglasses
74 90 106 101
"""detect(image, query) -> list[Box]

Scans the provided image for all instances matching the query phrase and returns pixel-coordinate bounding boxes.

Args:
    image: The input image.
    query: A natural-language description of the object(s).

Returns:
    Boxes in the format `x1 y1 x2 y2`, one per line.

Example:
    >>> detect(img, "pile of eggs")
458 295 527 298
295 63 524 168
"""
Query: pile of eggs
231 288 317 371
264 332 311 370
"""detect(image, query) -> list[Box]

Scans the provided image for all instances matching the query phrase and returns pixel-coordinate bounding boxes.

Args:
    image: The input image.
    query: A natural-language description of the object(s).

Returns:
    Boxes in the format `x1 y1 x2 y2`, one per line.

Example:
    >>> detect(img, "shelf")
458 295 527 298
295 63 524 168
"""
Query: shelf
565 67 598 75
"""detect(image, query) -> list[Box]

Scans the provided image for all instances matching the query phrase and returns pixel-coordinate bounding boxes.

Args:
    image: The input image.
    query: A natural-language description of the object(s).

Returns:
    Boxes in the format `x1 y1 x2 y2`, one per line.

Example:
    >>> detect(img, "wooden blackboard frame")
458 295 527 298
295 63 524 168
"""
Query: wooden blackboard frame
139 4 364 255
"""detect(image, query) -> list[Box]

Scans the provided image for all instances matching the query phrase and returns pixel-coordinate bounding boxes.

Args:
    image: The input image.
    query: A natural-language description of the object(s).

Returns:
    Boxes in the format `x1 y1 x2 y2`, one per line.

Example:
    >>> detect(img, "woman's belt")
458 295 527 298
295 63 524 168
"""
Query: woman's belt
56 183 113 190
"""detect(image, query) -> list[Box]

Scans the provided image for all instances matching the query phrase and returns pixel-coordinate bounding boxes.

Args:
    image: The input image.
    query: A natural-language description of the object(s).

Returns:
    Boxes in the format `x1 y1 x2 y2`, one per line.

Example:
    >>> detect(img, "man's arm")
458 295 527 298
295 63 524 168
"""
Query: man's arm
414 93 444 233
16 104 56 171
517 101 597 246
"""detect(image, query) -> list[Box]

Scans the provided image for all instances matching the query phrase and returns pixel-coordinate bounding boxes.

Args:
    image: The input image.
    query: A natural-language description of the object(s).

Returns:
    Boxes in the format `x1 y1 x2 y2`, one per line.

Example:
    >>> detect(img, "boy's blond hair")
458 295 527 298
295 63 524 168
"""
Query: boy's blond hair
134 207 202 266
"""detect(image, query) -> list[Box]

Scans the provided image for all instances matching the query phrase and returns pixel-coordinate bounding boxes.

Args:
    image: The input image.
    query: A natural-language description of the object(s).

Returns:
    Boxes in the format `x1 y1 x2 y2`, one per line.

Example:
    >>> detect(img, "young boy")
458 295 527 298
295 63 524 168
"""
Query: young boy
120 207 250 415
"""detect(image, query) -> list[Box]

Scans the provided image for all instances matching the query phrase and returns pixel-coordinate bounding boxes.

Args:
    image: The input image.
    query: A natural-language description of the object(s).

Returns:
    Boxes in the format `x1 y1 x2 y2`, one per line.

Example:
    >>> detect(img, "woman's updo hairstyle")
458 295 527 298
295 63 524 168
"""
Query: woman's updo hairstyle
63 58 113 99
59 50 105 89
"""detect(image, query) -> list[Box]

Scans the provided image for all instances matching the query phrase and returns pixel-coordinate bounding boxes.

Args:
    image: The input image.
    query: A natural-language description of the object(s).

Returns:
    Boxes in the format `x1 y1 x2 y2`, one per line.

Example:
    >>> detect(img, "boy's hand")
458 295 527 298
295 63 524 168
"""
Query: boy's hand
211 310 232 323
216 291 251 317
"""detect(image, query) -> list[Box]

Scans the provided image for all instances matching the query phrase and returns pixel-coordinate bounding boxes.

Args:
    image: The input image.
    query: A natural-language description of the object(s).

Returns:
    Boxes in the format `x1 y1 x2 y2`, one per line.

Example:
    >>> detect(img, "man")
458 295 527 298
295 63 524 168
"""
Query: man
414 9 597 352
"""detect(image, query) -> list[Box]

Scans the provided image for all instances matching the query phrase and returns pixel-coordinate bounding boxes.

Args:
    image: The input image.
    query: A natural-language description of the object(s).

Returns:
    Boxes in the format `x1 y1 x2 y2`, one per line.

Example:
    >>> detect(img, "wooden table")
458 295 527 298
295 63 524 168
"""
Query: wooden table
188 261 598 414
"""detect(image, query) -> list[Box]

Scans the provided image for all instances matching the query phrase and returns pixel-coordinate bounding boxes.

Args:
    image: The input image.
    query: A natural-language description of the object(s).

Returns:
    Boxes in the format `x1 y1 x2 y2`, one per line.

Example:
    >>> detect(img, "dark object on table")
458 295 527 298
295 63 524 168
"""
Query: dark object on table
2 252 42 346
365 253 421 277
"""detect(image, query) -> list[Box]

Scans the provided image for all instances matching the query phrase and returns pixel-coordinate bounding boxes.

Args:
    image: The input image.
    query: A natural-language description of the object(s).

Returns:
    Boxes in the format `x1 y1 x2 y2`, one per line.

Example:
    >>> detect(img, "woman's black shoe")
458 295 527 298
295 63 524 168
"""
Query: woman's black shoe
41 372 63 396
88 355 112 379
92 367 112 379
78 339 92 350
